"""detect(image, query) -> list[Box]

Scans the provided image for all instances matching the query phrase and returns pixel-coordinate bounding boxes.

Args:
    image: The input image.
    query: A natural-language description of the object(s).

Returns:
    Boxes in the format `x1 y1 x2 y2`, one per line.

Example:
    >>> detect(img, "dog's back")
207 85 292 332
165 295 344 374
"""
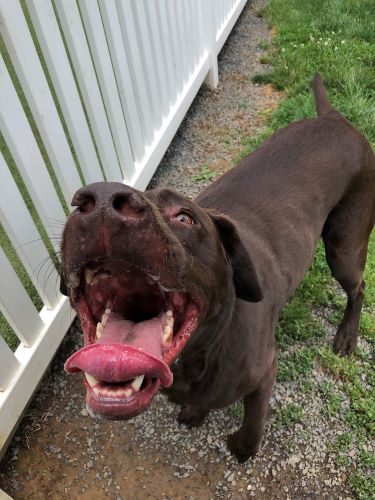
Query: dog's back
197 75 375 355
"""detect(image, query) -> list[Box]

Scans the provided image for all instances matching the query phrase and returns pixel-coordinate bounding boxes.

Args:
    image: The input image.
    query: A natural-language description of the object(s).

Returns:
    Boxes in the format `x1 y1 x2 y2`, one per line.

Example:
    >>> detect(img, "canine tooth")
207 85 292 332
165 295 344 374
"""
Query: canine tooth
131 375 144 391
85 268 96 285
105 307 111 315
148 274 160 281
86 404 96 418
92 273 109 285
85 372 98 387
124 388 133 398
161 285 177 292
93 387 100 396
162 325 173 344
96 322 103 339
162 310 174 344
166 311 174 328
101 313 109 327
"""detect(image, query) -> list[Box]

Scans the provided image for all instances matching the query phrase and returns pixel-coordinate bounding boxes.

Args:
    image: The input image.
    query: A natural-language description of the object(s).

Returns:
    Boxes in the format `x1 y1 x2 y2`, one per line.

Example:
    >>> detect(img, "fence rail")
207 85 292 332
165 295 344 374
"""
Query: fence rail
0 0 247 456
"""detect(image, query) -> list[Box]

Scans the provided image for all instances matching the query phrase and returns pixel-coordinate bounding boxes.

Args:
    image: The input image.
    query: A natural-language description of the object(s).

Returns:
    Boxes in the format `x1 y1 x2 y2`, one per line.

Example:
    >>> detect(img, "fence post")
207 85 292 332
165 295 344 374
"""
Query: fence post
202 0 218 89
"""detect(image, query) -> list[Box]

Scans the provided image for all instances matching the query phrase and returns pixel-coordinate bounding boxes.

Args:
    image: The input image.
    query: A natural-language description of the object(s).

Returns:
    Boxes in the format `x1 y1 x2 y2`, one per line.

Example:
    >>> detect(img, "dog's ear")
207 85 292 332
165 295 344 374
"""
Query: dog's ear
210 212 263 302
59 274 68 296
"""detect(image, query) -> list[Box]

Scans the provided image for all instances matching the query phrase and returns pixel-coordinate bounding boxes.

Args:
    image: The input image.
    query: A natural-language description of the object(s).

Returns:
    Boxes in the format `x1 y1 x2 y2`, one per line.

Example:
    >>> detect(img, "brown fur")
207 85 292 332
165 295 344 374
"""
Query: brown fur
61 76 375 462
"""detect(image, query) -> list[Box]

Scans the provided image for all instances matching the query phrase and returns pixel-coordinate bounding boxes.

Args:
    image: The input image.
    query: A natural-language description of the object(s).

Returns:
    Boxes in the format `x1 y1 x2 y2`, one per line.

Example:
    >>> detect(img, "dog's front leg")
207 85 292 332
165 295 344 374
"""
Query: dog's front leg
227 357 277 462
177 404 209 427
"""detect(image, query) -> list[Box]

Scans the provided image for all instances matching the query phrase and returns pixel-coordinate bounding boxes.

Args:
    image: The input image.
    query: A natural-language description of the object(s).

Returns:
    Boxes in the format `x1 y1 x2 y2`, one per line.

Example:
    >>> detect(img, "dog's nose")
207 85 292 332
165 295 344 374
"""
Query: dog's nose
71 182 147 221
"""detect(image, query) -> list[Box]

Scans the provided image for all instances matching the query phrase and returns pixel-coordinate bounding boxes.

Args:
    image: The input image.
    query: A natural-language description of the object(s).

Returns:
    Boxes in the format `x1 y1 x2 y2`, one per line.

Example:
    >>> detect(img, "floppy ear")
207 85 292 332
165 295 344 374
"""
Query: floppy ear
210 212 263 302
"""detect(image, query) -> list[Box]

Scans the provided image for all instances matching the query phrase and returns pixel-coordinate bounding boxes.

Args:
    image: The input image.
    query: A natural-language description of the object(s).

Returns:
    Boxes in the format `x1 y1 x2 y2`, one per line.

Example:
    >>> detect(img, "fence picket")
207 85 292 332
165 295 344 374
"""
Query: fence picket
147 1 172 109
0 247 44 348
0 153 59 309
174 2 189 83
78 0 135 182
135 2 168 121
25 0 104 185
98 0 144 164
216 0 247 53
54 0 123 182
0 335 20 392
0 0 82 204
0 53 66 242
142 1 169 118
116 0 154 147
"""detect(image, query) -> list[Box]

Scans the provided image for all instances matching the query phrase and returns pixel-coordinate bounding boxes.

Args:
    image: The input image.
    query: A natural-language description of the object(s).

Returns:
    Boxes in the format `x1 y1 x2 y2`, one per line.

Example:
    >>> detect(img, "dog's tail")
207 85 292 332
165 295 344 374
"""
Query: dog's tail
312 74 340 118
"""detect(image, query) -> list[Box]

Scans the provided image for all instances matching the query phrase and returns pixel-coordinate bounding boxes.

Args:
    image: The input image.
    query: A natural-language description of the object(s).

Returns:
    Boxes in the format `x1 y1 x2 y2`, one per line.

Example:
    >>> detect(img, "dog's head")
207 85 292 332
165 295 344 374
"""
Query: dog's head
61 182 262 419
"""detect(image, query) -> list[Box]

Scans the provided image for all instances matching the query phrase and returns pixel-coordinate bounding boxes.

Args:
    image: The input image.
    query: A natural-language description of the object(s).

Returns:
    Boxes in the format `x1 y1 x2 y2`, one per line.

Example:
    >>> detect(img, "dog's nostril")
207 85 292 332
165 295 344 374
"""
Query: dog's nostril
113 194 145 217
113 195 128 212
78 196 95 214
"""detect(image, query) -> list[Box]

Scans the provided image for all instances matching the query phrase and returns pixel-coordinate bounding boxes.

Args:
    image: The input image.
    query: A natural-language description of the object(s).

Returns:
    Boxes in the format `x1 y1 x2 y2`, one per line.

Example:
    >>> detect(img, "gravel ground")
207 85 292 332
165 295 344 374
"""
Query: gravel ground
0 1 370 498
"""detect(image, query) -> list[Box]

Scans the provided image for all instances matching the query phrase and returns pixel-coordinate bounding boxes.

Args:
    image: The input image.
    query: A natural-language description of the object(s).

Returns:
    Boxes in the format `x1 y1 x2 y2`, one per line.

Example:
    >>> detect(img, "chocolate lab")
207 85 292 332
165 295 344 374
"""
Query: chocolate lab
61 75 375 462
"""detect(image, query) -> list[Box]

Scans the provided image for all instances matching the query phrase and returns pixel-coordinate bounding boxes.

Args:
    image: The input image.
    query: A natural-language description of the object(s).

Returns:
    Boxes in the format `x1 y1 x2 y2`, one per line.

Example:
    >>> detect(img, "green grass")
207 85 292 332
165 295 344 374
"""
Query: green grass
191 164 218 183
254 1 375 496
277 347 317 382
253 0 375 147
257 40 270 50
274 403 304 430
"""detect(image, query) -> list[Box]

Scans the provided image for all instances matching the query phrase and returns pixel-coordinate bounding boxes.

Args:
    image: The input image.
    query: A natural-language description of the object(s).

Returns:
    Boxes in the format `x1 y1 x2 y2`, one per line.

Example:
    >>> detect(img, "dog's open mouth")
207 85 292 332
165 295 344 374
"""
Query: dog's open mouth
64 260 200 419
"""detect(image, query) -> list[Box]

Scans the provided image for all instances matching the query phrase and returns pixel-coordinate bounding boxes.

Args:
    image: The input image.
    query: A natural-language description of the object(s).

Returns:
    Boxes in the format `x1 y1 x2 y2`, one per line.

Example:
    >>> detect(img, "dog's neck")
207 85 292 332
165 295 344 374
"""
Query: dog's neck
173 278 243 405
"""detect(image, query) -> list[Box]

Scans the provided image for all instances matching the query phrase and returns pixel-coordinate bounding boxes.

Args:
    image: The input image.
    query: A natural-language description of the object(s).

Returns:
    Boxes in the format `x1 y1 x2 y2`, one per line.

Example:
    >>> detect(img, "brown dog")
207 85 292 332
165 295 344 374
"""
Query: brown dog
60 75 375 462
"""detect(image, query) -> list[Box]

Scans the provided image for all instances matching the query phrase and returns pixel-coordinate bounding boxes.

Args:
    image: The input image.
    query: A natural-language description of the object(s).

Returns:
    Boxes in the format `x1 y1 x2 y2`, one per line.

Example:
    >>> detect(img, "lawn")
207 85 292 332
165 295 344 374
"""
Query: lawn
248 1 374 497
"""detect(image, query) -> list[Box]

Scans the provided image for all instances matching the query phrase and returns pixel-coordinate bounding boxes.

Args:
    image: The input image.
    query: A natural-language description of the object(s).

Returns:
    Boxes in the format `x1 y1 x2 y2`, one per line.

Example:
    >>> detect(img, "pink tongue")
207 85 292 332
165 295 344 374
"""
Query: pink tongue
98 312 164 358
64 312 173 387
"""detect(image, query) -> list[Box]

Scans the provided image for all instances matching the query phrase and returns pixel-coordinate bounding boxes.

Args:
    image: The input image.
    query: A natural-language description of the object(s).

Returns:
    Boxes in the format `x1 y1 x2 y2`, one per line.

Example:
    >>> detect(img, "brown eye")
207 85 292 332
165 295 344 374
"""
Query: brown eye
175 212 194 225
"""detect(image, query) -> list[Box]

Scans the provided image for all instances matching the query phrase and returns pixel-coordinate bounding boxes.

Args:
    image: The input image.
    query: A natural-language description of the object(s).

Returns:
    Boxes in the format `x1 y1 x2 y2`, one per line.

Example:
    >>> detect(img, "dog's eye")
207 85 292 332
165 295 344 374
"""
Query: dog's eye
175 212 194 225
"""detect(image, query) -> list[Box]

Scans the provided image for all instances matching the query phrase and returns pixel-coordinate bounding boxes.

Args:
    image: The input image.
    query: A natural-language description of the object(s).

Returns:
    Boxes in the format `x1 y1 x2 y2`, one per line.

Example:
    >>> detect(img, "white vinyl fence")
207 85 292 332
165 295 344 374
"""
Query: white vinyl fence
0 0 247 456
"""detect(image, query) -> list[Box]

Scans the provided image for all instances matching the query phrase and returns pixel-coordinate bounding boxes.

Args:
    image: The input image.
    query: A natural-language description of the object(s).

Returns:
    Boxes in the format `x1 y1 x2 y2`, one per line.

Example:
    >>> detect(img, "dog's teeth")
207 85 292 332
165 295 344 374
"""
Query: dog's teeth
92 273 109 285
85 372 98 387
161 285 177 292
131 375 144 391
86 404 96 418
91 384 134 399
85 268 96 285
166 310 174 327
162 310 174 344
149 274 160 281
96 322 103 339
162 325 173 344
100 307 111 327
124 388 133 398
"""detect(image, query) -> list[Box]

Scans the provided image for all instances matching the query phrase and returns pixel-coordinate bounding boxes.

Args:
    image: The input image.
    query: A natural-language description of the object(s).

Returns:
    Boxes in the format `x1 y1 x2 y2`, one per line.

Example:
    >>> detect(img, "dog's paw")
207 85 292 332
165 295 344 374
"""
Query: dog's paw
333 327 358 356
227 433 258 463
177 405 207 427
